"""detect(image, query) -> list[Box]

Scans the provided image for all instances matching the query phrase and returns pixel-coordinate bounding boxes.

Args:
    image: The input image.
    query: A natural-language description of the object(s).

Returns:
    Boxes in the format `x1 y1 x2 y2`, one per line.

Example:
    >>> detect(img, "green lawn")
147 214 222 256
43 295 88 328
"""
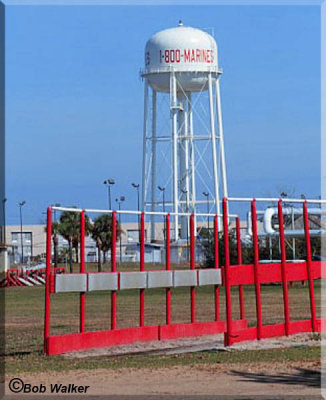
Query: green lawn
4 267 322 375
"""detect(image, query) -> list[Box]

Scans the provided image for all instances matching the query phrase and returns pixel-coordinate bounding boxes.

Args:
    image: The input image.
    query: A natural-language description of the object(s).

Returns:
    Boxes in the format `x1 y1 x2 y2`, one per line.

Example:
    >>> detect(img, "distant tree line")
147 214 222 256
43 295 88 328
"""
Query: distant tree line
200 227 321 268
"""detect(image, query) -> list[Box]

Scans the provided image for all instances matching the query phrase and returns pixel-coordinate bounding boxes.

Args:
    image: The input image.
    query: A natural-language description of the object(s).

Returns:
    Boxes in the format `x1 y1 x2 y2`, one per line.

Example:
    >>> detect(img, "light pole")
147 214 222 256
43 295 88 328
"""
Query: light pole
131 183 140 242
116 196 125 263
158 186 166 239
158 186 165 213
2 198 6 245
104 179 115 210
203 192 209 234
19 201 26 264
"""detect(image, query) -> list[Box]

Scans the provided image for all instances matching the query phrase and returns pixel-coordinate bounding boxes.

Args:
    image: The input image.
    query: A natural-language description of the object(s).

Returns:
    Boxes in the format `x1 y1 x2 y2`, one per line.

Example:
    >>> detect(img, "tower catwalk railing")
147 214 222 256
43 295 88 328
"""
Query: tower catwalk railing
44 197 325 355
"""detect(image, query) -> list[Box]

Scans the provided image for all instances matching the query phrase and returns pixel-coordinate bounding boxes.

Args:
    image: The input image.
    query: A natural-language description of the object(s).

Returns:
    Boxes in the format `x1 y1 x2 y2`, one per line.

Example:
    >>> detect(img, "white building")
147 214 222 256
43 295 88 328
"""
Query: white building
2 219 246 267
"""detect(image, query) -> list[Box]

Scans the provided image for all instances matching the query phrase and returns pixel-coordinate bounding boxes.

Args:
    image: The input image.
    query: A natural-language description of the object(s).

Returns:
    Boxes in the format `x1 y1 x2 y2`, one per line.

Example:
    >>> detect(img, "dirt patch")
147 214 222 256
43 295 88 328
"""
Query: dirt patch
5 334 322 397
6 361 321 397
63 332 321 358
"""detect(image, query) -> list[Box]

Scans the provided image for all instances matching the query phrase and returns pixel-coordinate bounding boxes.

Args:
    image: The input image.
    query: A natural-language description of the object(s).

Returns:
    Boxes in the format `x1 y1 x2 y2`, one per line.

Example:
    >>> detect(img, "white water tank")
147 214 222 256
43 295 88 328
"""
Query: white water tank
143 22 219 92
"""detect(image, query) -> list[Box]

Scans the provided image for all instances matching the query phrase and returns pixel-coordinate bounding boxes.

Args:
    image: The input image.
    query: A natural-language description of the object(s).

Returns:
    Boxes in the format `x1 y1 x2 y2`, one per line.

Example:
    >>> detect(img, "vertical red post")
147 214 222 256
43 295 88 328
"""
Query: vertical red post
80 210 86 333
44 207 52 354
190 214 195 323
236 217 245 320
251 200 262 340
111 211 117 330
166 213 171 325
214 215 220 321
223 198 233 346
140 212 145 327
278 200 290 336
303 201 317 331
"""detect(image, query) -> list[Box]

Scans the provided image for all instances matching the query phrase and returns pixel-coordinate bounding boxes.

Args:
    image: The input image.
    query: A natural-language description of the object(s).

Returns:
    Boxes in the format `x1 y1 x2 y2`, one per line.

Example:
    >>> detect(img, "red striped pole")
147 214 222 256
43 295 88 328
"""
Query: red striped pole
111 211 117 330
190 214 195 323
80 211 86 333
44 206 52 355
236 217 245 320
303 201 317 332
223 198 233 346
166 213 171 325
278 200 290 336
251 199 262 340
214 215 220 321
140 212 145 327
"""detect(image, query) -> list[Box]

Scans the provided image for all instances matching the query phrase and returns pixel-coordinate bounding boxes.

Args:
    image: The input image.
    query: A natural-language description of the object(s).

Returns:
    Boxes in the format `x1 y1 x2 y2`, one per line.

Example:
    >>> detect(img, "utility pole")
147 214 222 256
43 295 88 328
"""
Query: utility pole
116 196 125 263
132 183 140 242
203 192 209 232
158 186 166 239
104 179 115 209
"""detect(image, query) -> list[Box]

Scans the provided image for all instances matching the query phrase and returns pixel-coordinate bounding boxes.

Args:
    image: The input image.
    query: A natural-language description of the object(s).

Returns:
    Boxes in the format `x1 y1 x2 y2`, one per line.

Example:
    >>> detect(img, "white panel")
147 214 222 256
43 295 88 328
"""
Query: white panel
55 274 87 293
198 269 221 286
88 273 118 291
147 271 173 288
119 272 147 290
173 270 197 287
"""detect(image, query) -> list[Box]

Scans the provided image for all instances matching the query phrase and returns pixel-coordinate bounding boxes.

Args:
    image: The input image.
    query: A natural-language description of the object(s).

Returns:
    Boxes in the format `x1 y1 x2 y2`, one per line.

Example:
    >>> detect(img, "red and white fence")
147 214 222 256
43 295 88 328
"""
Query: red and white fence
0 266 64 288
43 198 325 355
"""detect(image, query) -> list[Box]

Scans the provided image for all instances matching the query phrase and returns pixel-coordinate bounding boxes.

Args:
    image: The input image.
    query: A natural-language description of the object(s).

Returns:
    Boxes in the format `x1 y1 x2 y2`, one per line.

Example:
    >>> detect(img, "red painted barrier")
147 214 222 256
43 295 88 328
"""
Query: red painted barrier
190 214 195 323
278 200 290 336
140 212 145 327
80 210 86 333
111 211 117 330
44 206 52 354
223 198 233 347
214 215 220 321
303 201 317 332
236 216 245 321
43 199 325 355
223 198 324 346
166 213 171 325
251 199 262 341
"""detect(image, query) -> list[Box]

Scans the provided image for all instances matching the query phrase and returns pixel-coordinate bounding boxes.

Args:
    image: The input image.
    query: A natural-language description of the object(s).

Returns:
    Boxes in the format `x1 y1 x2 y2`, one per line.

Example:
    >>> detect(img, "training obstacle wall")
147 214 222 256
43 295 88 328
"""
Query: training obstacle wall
222 198 324 346
44 198 325 355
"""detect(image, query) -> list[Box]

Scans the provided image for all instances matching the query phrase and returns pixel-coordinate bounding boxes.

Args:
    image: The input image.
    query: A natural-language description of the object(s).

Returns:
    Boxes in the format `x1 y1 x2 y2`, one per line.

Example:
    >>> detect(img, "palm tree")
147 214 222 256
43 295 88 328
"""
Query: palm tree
57 209 92 272
44 221 61 269
91 214 121 271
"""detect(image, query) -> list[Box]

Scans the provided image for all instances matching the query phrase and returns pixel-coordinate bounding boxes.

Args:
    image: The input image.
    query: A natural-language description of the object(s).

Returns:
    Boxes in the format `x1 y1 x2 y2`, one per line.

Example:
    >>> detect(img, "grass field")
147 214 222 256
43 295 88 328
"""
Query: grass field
4 264 322 375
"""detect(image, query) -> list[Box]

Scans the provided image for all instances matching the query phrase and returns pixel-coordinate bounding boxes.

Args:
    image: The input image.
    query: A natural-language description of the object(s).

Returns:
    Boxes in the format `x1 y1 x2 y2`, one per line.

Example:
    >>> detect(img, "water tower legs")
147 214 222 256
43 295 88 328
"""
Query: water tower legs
188 93 197 235
142 72 228 243
150 90 157 242
215 77 228 201
171 71 179 241
141 81 149 217
208 73 221 219
178 90 190 240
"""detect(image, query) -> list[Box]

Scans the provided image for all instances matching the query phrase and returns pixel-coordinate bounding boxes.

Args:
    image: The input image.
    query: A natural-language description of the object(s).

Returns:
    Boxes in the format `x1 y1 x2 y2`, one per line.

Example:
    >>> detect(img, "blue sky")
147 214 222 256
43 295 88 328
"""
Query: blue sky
6 5 321 224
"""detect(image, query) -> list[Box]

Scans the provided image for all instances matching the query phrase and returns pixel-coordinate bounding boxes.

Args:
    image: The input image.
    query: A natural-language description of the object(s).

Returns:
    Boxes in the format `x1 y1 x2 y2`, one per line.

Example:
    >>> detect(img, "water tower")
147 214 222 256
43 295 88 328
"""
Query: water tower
141 22 228 241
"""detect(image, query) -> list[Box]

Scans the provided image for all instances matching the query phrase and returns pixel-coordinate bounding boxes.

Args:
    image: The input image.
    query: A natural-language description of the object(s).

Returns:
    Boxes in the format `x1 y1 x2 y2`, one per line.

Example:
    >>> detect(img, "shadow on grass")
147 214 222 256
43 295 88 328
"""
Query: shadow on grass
5 350 42 357
230 368 320 388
